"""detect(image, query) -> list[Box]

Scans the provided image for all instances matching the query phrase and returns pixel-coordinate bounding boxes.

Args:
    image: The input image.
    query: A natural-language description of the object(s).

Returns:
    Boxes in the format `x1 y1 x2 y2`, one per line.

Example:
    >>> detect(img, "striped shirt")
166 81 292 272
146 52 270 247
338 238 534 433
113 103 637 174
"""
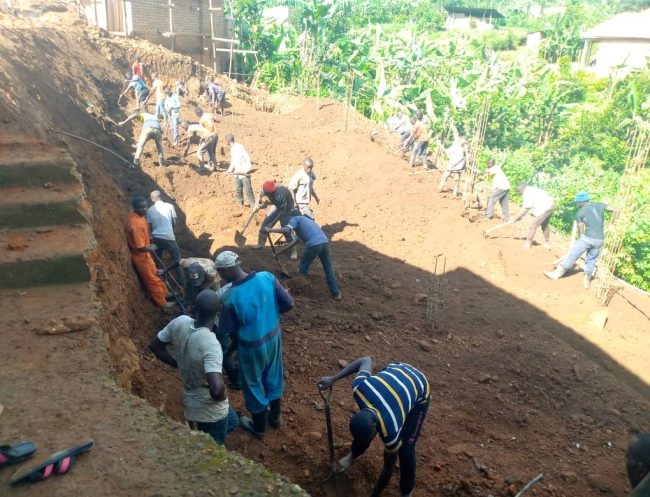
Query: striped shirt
352 363 430 452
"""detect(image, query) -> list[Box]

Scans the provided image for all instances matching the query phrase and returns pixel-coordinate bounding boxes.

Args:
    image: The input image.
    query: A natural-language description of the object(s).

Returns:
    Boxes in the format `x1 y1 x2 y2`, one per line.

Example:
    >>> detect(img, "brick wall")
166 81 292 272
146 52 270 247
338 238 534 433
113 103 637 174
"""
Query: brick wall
130 0 225 37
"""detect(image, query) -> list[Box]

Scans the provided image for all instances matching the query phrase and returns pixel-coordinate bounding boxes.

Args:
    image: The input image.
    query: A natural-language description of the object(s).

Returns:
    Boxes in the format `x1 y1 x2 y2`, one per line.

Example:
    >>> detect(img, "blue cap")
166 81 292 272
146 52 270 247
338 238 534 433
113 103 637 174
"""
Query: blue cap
574 192 590 203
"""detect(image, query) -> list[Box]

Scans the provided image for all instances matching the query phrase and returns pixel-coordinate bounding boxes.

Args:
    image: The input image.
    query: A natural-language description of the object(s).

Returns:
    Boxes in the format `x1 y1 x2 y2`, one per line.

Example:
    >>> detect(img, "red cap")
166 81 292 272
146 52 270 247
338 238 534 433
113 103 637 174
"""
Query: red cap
262 180 277 193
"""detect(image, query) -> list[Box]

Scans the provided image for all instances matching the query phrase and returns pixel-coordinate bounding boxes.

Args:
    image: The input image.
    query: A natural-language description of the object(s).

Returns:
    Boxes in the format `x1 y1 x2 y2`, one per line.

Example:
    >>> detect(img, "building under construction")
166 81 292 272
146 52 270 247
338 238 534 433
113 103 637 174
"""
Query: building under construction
79 0 234 71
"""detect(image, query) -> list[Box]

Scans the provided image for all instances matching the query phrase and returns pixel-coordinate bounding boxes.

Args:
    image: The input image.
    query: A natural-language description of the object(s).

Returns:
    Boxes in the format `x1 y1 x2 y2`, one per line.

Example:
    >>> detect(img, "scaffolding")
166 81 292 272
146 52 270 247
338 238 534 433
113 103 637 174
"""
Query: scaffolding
461 98 490 211
425 255 447 332
592 121 650 305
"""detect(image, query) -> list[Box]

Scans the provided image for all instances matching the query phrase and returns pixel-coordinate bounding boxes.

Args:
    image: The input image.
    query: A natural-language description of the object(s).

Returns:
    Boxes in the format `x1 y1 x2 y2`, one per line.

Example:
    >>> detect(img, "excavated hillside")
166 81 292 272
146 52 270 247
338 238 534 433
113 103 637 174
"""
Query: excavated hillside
1 4 649 497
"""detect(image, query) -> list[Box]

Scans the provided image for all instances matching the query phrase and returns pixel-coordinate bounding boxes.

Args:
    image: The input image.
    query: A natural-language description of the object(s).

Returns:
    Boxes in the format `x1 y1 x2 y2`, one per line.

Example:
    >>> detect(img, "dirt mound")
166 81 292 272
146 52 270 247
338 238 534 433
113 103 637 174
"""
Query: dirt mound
1 7 649 497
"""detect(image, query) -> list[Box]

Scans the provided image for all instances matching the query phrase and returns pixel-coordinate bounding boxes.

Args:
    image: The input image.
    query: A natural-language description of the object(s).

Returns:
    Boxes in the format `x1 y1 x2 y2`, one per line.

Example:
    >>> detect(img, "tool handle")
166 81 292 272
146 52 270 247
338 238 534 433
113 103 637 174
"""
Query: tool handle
319 388 336 470
240 206 260 233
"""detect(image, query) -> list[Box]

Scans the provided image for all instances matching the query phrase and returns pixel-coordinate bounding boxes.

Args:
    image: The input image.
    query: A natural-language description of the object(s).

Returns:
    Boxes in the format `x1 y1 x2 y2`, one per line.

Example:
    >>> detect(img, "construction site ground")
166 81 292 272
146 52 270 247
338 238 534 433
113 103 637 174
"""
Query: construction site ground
0 5 649 497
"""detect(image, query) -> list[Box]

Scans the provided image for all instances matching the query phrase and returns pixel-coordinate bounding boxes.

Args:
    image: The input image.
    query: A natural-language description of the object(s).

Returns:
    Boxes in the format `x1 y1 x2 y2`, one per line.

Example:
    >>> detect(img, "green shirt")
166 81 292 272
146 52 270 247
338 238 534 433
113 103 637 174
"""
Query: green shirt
576 202 608 240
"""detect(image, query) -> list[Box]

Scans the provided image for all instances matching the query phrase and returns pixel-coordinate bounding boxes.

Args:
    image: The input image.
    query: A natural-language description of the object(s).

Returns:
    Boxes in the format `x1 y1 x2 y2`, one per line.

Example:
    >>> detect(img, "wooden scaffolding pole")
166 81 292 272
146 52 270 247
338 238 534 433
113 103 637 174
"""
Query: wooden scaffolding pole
592 122 650 305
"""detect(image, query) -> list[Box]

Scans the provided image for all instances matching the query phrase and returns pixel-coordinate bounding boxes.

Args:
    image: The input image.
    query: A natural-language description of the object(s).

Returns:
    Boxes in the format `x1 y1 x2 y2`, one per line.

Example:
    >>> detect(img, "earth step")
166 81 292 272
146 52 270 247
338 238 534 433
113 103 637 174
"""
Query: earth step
0 157 79 188
0 224 93 288
0 282 97 329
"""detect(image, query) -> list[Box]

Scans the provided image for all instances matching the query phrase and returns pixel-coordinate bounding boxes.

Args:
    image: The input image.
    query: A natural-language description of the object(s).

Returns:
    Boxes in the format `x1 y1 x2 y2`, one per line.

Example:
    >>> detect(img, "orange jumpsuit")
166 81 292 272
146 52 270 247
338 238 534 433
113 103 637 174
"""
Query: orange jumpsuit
125 211 168 308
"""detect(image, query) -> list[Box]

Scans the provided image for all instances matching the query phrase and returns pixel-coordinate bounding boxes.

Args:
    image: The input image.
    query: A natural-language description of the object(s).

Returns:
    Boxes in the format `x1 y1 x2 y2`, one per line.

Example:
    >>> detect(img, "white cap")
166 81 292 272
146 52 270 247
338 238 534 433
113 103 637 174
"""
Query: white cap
214 250 240 269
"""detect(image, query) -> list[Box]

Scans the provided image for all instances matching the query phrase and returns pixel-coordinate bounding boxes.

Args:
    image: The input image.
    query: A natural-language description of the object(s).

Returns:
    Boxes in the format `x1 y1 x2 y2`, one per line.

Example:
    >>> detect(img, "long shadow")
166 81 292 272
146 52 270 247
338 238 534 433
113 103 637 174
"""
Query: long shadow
212 236 649 497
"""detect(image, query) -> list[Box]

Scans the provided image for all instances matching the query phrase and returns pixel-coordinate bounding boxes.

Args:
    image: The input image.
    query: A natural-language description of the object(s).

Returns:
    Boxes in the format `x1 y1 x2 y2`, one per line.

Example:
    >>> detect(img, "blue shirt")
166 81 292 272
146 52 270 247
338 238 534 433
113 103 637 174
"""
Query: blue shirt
218 271 294 345
352 363 430 452
286 216 329 248
129 77 147 93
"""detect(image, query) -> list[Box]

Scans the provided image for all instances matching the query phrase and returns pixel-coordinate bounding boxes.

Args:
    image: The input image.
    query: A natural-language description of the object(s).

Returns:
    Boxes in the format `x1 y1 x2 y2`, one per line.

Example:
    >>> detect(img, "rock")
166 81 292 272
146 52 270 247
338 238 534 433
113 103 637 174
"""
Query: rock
364 335 371 342
61 315 96 331
337 359 348 368
417 340 432 352
32 321 69 335
587 473 612 493
389 281 401 289
290 484 303 494
43 182 54 188
496 329 505 338
370 311 382 321
560 471 578 483
302 469 310 478
34 227 54 234
413 293 428 305
477 374 492 384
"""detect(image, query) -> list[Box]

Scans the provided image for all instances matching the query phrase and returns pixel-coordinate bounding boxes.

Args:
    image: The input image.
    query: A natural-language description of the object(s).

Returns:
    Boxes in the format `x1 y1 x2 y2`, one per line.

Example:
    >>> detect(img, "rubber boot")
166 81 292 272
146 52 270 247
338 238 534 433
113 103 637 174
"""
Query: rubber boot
252 231 266 250
583 272 593 289
240 409 268 439
543 266 566 280
269 399 282 429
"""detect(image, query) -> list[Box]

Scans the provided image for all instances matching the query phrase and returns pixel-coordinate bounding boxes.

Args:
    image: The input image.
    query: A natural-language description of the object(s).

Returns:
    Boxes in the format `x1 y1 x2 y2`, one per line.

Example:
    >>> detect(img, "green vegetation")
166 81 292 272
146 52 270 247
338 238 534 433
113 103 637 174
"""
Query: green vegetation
228 0 650 290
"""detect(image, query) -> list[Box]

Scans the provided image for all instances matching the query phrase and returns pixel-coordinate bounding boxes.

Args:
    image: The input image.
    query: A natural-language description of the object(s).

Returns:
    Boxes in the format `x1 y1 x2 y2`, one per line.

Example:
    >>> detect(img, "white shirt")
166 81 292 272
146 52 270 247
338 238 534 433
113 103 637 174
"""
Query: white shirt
488 164 510 190
288 168 316 205
147 200 177 241
227 142 252 177
446 141 465 171
157 315 229 423
522 186 554 216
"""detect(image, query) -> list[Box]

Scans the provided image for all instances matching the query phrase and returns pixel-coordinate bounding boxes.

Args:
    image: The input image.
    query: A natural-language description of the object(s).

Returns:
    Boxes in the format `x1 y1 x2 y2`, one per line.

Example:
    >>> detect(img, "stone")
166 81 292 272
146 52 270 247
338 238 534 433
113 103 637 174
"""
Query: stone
370 311 382 320
364 335 371 342
587 473 611 493
477 374 492 384
337 359 348 368
560 471 578 483
302 468 310 478
417 340 432 352
62 315 97 331
308 431 322 441
496 329 505 338
413 293 428 305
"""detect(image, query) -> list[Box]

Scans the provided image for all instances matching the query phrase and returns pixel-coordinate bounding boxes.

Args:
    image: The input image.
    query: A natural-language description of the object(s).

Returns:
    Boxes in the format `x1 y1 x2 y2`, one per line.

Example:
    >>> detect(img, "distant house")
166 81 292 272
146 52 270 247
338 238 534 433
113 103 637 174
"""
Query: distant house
581 9 650 76
444 6 504 31
79 0 232 71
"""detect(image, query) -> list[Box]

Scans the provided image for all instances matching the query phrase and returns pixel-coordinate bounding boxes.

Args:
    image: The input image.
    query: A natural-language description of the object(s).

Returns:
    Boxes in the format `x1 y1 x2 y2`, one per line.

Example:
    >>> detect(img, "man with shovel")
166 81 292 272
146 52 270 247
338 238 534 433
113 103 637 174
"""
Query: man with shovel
318 357 430 497
252 180 299 260
216 250 294 438
263 215 341 300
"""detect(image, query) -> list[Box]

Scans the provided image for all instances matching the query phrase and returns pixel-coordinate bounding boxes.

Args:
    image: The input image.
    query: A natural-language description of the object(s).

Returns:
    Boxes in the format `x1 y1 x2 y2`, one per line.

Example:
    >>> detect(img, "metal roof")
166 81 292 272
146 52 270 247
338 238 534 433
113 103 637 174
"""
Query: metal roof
444 6 505 19
582 9 650 41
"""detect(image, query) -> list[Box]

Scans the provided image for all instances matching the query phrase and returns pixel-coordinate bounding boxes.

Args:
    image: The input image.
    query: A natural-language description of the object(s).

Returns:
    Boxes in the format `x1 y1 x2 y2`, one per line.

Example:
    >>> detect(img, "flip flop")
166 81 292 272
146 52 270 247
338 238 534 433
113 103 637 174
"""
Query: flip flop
0 442 37 469
10 440 94 484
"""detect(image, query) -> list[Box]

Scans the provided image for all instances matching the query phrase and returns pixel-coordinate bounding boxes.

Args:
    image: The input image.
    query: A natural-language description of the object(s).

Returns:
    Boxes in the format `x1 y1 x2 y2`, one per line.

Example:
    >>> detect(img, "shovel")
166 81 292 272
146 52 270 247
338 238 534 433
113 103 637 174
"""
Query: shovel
483 221 511 238
234 206 260 247
319 387 342 497
267 234 292 278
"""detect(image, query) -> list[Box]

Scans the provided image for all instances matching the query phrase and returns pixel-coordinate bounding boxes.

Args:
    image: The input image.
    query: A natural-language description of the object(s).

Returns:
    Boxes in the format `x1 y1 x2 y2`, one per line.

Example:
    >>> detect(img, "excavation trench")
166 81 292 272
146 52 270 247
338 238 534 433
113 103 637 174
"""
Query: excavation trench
2 16 649 497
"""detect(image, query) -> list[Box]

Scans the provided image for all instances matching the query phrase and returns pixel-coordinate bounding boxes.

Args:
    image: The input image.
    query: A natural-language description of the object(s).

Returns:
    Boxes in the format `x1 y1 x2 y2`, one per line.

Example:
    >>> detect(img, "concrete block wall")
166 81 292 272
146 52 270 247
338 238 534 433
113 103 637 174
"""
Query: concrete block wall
130 0 225 38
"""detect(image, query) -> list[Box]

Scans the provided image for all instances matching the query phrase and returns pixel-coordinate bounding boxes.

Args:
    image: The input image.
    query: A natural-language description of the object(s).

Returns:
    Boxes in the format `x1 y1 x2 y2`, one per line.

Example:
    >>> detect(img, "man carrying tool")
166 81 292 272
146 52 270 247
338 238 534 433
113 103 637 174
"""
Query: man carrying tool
164 89 182 147
125 197 171 310
484 159 510 222
216 250 294 438
118 111 166 167
151 73 167 122
253 180 299 260
160 256 240 389
180 121 217 172
288 157 320 219
543 192 615 287
406 117 431 170
438 135 467 195
510 183 555 249
147 190 185 287
225 134 255 207
148 290 239 445
318 357 430 497
263 215 341 300
119 74 150 112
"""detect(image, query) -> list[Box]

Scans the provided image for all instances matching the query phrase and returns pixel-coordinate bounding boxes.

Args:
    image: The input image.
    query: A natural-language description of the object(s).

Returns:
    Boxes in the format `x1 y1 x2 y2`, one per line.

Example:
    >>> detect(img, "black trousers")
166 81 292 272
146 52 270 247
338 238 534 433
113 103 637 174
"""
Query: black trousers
153 237 186 287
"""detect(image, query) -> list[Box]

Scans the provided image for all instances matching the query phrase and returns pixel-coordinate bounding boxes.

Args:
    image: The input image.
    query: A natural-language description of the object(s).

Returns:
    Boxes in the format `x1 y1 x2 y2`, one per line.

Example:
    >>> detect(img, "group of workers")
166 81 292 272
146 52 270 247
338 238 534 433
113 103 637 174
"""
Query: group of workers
389 109 614 289
119 68 625 496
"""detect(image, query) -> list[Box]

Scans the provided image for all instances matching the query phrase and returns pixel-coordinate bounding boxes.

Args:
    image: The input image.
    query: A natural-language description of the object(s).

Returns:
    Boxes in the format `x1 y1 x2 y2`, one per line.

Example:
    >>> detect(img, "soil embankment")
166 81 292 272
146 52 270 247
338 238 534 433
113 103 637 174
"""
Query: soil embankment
1 5 649 497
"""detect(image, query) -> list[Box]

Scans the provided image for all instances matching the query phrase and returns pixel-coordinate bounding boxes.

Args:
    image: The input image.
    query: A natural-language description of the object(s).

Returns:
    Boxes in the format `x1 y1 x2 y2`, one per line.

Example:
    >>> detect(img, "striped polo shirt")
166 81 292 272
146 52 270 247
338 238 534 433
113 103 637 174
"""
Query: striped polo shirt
352 363 430 451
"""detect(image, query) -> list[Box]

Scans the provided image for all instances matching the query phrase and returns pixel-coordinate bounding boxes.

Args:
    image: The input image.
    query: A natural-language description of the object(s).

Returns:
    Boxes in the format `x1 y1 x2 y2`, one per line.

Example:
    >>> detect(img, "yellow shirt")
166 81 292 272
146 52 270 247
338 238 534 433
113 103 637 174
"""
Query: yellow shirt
152 79 166 100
